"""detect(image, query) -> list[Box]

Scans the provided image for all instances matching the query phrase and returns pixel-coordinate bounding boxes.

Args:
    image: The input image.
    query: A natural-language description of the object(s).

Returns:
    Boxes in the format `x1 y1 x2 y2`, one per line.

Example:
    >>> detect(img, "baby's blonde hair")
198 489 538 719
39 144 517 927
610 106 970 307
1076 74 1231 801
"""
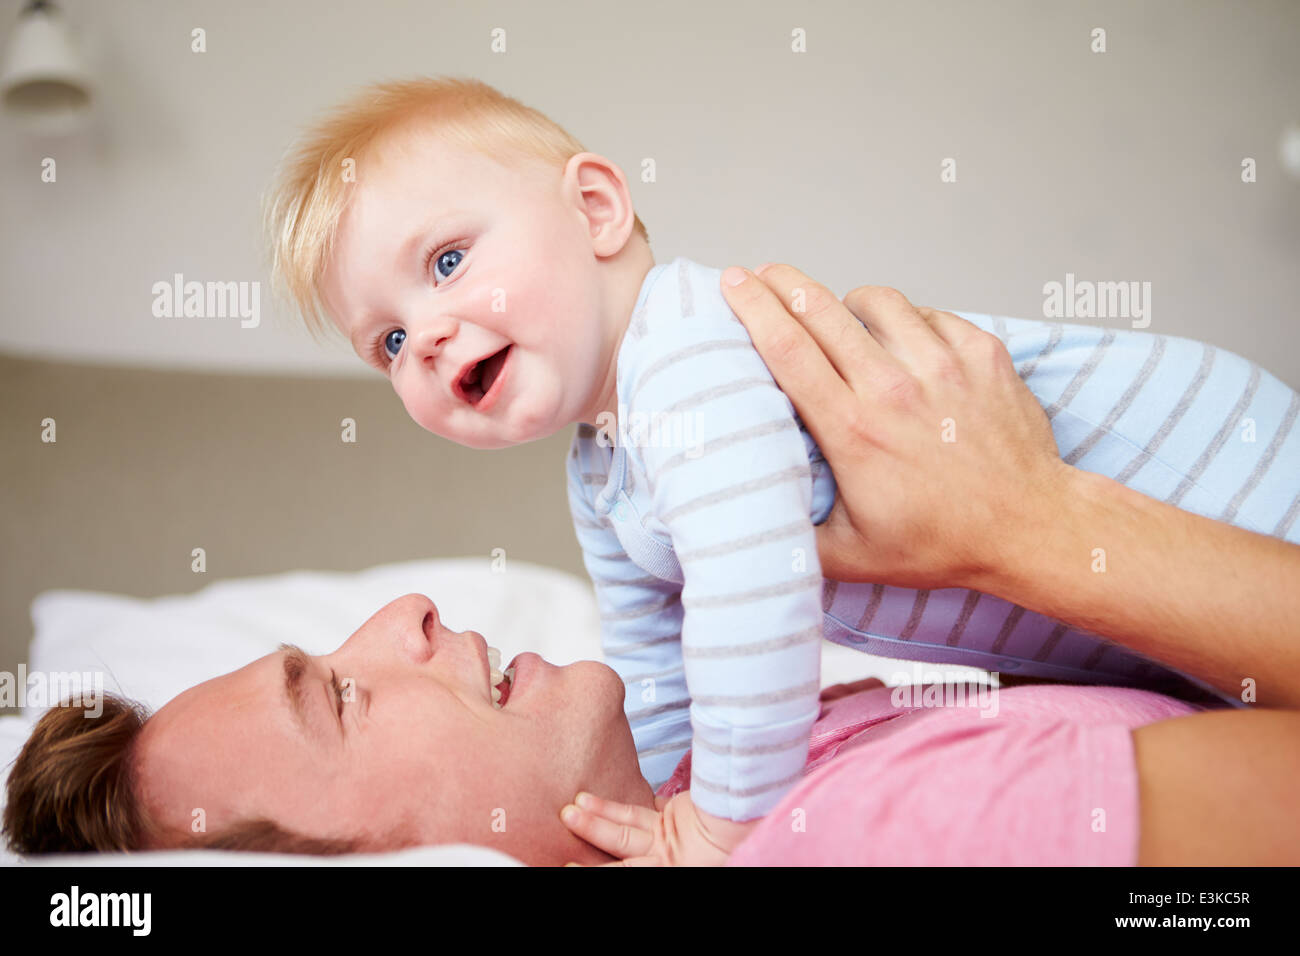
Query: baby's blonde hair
263 75 649 338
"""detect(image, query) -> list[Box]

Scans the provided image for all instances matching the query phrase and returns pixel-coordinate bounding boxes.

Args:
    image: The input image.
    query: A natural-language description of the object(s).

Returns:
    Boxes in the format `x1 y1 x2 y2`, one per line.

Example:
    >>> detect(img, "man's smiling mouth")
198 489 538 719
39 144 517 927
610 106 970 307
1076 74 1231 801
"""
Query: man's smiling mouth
454 345 512 406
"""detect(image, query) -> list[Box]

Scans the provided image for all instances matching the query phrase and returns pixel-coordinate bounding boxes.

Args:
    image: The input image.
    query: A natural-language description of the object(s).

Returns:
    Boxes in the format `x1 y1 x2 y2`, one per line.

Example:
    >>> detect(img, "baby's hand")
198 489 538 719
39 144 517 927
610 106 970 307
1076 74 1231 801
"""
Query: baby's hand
560 790 759 866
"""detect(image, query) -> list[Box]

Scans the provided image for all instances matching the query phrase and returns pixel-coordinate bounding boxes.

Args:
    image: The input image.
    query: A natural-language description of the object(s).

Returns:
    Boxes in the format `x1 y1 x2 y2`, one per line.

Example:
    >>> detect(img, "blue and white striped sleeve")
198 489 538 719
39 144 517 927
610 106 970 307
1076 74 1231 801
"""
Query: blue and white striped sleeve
564 431 693 789
627 321 824 822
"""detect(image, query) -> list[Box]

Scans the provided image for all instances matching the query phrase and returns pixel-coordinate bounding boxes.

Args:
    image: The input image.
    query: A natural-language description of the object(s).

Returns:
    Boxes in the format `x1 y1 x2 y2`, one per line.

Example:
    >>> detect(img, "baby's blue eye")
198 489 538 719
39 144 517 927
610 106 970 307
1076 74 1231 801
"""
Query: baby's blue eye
384 329 406 360
435 249 464 279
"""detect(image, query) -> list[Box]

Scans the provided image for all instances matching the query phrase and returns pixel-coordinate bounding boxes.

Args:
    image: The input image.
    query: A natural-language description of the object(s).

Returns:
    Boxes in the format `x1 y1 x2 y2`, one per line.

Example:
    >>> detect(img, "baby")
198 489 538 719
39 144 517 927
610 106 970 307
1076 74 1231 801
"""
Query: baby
267 77 1300 855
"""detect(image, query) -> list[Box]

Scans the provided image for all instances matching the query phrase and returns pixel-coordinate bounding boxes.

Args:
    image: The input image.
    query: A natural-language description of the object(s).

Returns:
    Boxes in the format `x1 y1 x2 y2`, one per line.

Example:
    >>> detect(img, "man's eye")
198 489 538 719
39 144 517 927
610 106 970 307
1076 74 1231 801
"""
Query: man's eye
383 329 406 360
331 671 347 715
434 249 464 281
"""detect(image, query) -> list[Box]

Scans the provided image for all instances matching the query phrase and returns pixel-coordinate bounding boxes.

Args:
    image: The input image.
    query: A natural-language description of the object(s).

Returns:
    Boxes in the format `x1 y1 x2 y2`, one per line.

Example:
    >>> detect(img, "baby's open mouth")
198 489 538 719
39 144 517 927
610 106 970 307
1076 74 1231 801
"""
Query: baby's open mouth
456 345 512 406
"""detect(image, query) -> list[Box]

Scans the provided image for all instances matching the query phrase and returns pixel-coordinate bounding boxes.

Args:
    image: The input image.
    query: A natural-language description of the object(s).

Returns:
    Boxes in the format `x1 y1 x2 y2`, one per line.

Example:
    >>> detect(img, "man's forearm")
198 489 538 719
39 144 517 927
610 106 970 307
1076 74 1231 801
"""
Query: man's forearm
968 467 1300 708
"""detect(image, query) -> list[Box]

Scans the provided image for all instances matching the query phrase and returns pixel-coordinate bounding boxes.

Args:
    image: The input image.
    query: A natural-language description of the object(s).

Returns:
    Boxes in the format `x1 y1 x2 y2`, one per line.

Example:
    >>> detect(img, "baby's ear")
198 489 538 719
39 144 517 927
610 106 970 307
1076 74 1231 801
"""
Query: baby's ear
564 152 638 256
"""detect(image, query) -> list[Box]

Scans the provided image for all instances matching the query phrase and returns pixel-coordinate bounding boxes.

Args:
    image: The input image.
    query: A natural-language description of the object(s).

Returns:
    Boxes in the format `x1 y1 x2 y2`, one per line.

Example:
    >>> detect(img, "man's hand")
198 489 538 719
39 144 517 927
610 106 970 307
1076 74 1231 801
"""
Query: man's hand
721 263 1300 708
721 265 1068 591
560 790 758 866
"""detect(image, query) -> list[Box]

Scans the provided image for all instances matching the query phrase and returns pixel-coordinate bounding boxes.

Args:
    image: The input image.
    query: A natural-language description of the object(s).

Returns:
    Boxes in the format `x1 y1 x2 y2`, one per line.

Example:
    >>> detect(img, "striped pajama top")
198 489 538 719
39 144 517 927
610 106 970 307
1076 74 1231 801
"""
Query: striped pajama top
565 256 1300 820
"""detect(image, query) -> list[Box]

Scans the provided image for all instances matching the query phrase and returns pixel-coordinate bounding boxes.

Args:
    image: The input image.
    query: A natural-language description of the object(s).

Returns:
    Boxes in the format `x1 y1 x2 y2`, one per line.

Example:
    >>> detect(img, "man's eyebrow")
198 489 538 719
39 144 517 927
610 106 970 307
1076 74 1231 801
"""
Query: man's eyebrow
279 642 329 743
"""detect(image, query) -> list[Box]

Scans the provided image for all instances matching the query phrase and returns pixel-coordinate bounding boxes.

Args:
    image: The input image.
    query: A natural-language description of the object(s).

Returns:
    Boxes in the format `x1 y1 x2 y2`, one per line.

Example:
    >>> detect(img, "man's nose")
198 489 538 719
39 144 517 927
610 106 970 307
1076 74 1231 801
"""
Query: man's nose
373 593 440 663
421 601 442 645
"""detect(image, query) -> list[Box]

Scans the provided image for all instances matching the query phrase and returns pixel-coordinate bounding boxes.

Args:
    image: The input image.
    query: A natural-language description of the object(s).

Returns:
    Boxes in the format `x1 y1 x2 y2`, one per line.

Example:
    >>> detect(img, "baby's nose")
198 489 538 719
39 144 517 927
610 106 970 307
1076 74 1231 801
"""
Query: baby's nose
409 317 459 361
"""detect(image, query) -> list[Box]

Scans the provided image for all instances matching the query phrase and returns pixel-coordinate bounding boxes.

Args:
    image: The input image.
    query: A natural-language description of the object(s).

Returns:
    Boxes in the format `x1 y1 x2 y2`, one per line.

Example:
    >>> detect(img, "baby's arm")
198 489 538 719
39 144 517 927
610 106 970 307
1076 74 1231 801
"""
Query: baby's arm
630 318 824 824
564 432 692 788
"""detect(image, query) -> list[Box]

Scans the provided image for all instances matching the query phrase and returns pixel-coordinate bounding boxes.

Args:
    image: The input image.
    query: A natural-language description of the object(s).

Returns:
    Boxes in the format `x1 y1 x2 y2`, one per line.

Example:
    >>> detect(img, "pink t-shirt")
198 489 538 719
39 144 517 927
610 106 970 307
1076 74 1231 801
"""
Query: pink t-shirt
655 682 1205 866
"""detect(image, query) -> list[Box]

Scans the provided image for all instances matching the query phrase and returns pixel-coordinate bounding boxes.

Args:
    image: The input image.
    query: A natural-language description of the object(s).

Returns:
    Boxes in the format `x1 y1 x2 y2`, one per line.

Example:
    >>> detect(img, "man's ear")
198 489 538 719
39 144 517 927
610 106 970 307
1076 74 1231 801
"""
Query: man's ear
563 152 638 256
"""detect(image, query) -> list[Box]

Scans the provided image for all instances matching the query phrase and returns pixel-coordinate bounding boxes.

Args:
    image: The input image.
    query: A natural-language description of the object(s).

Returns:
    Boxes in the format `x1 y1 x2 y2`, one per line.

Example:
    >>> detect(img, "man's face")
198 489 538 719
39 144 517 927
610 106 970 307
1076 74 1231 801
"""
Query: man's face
133 593 653 865
319 130 612 449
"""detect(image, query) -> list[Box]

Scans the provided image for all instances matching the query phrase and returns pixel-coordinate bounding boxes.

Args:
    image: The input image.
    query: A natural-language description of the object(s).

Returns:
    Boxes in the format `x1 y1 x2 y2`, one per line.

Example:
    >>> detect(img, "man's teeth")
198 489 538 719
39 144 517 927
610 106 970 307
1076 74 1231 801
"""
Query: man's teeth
488 646 514 709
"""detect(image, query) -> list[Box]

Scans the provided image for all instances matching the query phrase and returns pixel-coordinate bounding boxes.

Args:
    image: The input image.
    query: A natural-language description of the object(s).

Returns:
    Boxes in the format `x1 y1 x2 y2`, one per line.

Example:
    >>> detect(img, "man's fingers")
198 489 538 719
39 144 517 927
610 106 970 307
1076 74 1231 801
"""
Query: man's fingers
841 285 952 372
749 264 901 392
721 266 854 440
916 307 1020 385
814 511 878 583
915 306 999 352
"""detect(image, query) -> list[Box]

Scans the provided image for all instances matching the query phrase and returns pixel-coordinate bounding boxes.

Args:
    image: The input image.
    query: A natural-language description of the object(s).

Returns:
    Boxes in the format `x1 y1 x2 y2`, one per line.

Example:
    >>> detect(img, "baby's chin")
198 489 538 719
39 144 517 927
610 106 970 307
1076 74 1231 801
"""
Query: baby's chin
458 415 567 449
447 430 524 450
439 418 564 450
475 405 578 448
420 379 578 448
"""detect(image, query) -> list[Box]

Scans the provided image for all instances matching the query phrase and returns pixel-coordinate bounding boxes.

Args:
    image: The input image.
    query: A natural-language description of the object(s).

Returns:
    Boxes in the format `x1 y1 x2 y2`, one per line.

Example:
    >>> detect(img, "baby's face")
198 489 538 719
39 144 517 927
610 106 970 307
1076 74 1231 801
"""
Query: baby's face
319 129 611 448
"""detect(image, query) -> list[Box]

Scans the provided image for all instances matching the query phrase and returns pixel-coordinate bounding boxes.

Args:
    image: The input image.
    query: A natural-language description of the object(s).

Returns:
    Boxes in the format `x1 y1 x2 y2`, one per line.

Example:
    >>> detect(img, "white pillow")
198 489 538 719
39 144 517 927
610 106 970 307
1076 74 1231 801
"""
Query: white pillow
23 558 604 715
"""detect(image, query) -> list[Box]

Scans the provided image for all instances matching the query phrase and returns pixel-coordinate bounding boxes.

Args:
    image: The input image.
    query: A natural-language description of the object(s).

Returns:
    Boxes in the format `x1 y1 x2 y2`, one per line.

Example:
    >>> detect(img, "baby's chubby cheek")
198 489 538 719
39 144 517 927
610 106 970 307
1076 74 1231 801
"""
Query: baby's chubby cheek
393 386 451 438
390 387 491 448
497 352 569 439
523 381 568 433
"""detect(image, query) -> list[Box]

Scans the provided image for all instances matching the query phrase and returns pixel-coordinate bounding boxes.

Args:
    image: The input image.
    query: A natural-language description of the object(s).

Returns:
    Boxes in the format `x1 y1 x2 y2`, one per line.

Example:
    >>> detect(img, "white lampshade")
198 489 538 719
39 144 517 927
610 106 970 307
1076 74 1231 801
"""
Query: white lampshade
0 0 92 123
1281 123 1300 182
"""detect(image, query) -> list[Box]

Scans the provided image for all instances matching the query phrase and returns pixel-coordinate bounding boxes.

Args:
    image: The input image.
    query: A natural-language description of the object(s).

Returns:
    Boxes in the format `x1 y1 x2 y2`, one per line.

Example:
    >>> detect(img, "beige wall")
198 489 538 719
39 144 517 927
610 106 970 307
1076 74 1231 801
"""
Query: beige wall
0 355 586 677
0 0 1296 380
1 0 1298 673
